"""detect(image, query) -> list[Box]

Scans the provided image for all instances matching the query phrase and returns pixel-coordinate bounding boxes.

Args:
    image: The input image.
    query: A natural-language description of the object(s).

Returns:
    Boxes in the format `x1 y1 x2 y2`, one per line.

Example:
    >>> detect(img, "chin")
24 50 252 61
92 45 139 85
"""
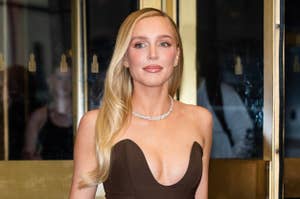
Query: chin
139 80 168 88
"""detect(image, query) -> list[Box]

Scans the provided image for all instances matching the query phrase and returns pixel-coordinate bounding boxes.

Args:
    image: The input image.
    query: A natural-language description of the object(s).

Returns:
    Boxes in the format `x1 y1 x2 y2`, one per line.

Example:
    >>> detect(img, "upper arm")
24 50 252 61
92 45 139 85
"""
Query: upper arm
195 108 213 199
23 107 47 158
69 110 99 199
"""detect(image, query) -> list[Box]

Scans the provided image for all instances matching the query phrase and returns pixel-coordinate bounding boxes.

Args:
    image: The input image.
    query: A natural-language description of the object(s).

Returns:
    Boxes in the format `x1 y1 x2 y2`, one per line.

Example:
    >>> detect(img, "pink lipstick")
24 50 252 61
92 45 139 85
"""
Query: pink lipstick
143 65 163 73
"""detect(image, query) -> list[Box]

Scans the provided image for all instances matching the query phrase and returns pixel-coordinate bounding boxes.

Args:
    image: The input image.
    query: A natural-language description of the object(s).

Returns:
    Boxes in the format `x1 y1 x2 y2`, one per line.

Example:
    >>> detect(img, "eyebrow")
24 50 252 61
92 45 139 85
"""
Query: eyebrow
130 35 174 41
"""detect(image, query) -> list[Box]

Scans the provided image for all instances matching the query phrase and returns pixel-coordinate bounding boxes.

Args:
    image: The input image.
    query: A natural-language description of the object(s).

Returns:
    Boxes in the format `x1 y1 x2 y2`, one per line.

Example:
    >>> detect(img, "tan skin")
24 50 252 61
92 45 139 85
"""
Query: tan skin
70 16 212 199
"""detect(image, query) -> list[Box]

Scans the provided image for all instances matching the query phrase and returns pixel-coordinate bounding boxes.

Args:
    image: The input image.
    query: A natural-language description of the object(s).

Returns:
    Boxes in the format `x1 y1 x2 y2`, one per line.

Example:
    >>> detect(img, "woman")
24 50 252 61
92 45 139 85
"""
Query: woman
70 8 212 199
23 68 73 160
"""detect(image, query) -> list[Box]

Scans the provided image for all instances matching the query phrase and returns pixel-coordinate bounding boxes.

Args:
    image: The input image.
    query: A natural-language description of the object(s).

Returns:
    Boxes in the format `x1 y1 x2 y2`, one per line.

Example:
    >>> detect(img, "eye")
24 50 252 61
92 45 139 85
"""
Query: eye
159 41 171 47
133 42 147 49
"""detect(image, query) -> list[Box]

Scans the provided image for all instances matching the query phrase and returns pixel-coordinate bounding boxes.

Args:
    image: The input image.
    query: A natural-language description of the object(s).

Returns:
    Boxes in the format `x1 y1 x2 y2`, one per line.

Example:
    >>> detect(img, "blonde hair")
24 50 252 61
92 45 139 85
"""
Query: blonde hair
81 7 184 187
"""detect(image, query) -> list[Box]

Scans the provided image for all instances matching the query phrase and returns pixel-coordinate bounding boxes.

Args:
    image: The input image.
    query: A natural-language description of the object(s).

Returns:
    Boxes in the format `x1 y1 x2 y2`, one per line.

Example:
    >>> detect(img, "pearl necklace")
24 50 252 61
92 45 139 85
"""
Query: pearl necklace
132 96 174 121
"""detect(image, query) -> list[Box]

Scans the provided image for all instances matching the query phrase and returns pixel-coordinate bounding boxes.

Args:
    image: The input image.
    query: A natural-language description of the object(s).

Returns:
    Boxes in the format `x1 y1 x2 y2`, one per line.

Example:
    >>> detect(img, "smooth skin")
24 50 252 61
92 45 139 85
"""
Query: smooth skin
70 16 212 199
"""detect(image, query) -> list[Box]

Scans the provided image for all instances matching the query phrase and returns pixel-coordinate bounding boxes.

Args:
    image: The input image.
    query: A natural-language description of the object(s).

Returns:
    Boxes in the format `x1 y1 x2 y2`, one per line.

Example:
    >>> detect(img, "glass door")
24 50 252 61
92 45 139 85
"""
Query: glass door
0 0 73 161
178 0 283 198
195 0 266 198
284 0 300 198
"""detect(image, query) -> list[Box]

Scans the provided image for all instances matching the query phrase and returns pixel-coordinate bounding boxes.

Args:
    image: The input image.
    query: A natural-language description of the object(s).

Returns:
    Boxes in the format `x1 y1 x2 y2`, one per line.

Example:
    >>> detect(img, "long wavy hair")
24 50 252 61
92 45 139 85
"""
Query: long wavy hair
81 7 184 187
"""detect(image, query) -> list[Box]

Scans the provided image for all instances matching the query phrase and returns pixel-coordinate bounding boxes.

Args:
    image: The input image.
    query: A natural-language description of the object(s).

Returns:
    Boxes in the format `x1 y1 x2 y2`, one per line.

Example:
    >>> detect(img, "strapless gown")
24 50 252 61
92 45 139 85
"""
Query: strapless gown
103 139 203 199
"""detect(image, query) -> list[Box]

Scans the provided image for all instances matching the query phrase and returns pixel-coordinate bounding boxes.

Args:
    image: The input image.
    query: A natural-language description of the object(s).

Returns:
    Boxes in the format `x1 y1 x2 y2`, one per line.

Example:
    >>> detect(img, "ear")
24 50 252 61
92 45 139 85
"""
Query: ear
123 60 129 68
174 48 180 67
123 54 129 68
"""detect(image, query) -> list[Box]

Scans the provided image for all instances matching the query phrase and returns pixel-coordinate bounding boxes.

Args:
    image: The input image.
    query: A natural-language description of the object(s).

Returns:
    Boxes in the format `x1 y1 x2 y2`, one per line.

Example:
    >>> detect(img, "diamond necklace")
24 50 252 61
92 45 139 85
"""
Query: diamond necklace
132 95 174 121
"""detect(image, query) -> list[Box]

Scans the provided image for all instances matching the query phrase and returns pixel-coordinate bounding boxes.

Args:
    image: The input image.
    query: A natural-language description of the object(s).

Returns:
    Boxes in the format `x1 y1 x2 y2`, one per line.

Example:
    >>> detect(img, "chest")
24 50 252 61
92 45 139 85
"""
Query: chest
104 140 202 197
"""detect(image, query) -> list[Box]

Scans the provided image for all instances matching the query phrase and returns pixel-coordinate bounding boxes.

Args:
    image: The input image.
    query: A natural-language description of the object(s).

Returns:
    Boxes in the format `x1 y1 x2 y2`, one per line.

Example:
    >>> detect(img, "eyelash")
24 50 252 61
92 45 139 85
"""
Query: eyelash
159 42 171 47
133 42 147 49
132 41 172 49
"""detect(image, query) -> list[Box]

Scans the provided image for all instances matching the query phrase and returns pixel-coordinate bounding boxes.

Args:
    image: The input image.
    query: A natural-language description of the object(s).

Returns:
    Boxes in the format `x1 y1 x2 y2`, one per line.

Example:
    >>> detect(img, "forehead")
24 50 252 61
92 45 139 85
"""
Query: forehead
132 16 175 37
53 71 71 79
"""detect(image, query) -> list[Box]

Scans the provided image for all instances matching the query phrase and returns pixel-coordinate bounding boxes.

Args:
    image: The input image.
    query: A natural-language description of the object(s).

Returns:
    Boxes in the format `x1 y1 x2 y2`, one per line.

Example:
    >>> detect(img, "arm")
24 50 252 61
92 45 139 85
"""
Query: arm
69 110 99 199
22 107 47 159
195 109 213 199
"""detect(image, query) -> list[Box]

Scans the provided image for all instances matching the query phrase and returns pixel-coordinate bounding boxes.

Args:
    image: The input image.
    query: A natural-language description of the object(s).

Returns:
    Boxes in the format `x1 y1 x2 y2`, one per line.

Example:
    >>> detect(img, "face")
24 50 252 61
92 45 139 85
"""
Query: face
124 16 179 88
49 70 72 97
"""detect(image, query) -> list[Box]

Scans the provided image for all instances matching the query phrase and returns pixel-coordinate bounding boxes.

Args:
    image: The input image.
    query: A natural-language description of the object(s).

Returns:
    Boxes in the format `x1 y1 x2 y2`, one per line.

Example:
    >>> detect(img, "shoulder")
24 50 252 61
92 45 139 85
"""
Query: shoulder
71 110 99 197
176 101 212 127
78 109 99 129
74 109 100 165
176 101 213 145
76 109 100 141
31 106 47 118
28 106 47 126
77 109 99 132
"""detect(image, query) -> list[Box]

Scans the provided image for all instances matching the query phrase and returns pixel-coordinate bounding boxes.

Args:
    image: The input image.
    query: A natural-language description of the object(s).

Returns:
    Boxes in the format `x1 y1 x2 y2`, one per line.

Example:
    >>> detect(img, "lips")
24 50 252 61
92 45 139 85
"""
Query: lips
143 65 163 73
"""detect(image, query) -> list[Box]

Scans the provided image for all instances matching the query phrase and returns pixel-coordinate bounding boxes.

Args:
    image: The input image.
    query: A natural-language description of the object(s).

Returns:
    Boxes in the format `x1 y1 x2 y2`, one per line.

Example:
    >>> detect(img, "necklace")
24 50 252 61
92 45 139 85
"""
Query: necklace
132 95 174 121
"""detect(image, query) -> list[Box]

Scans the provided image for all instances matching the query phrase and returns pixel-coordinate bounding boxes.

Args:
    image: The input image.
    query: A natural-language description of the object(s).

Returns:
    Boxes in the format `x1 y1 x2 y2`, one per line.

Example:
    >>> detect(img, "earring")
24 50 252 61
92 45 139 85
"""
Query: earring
123 61 129 68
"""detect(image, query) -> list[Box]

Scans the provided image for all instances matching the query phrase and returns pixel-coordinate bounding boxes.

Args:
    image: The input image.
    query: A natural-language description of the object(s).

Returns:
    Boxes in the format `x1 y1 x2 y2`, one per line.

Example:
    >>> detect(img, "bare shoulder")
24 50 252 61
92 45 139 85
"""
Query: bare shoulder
74 109 100 161
77 109 99 131
73 110 100 177
26 106 48 130
30 106 47 122
176 101 213 144
70 109 100 198
176 101 212 128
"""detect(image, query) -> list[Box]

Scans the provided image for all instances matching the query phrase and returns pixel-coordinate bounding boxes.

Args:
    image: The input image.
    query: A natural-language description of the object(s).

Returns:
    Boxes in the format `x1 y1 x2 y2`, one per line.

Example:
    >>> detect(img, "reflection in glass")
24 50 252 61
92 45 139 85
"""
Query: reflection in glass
0 70 4 160
196 0 263 158
285 0 300 157
87 0 138 110
0 0 72 160
23 68 73 160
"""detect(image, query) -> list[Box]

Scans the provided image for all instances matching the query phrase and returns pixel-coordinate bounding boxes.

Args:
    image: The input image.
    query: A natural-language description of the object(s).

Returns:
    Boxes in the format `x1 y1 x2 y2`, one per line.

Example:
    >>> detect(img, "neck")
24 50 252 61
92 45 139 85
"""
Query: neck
131 88 172 117
52 97 72 114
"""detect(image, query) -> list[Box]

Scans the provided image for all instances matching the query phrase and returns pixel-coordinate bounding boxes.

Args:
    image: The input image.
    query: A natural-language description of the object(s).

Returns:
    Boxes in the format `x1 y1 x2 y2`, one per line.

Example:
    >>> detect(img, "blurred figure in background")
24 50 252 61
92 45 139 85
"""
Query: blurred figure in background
22 68 73 160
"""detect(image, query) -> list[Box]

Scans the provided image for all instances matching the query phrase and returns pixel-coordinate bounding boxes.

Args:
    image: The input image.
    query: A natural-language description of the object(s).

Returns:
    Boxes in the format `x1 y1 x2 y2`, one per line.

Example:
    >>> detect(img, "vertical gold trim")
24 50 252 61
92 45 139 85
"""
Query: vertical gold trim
264 0 274 161
0 53 5 160
178 0 197 104
162 0 176 21
139 0 162 9
264 0 281 198
2 0 9 161
3 62 8 160
0 54 4 71
72 0 88 128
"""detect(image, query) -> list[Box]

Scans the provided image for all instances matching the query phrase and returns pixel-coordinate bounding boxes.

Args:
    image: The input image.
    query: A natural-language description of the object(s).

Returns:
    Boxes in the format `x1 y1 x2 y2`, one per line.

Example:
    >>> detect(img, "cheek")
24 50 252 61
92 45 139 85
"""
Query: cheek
161 50 178 66
127 50 147 66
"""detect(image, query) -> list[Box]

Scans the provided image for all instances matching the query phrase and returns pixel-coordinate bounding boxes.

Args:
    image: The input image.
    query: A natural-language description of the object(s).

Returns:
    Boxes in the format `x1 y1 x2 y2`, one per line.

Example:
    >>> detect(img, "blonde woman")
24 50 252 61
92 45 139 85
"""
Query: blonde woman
70 8 212 199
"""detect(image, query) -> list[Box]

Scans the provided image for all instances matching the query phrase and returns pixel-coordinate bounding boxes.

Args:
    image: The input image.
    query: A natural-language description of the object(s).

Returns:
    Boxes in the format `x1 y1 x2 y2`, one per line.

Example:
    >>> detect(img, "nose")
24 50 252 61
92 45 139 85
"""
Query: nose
148 45 158 60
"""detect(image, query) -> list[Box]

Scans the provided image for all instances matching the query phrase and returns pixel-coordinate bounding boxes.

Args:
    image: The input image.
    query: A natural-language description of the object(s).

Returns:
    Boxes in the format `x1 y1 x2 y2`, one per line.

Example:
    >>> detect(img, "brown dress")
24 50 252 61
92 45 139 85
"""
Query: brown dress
103 139 203 199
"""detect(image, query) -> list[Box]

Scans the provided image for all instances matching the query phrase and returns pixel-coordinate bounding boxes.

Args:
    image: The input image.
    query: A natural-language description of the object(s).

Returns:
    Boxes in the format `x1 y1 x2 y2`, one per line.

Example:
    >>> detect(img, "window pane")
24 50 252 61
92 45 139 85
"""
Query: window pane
86 0 138 110
285 0 300 157
196 0 263 158
1 0 73 160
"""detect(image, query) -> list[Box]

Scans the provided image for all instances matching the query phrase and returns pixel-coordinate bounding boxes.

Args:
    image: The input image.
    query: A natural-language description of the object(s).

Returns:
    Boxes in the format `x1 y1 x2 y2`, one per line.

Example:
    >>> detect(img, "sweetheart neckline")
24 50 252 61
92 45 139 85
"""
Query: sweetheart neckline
112 139 203 188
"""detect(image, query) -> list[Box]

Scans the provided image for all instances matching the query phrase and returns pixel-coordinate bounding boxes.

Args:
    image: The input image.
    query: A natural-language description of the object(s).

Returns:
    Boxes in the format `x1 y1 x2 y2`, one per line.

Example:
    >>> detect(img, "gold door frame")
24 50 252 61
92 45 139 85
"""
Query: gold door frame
264 0 281 198
1 0 9 161
72 0 88 128
0 0 283 198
